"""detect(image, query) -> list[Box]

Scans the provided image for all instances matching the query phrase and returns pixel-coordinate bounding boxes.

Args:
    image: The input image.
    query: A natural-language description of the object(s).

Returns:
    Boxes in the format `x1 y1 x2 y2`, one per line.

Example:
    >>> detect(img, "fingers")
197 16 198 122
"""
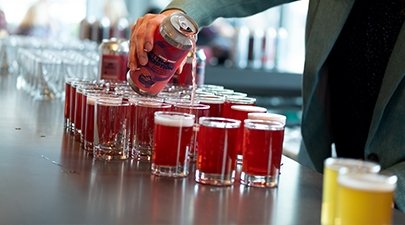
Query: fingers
128 13 167 71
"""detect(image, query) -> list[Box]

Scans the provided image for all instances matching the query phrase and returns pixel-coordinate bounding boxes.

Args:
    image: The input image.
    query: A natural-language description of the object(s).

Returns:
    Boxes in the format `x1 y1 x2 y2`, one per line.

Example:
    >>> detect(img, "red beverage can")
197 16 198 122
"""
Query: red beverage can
127 12 198 96
98 38 129 81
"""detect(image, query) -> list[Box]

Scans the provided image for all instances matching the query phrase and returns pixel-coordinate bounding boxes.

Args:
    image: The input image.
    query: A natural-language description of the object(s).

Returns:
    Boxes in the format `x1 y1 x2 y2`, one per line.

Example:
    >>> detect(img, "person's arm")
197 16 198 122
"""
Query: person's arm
165 0 294 27
128 0 294 71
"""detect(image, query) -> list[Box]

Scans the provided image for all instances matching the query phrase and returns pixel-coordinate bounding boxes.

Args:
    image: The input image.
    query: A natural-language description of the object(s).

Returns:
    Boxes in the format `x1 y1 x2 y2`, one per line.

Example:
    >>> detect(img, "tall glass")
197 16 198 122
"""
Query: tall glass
151 111 195 177
240 119 285 188
195 117 241 186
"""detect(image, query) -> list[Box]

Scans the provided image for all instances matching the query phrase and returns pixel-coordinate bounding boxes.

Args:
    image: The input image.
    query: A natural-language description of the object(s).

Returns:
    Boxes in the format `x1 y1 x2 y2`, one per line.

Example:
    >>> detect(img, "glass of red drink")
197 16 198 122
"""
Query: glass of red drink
151 111 195 177
172 103 210 160
229 105 267 163
93 97 131 160
134 99 172 161
197 95 226 117
240 119 285 188
222 96 256 118
83 92 118 154
195 117 241 186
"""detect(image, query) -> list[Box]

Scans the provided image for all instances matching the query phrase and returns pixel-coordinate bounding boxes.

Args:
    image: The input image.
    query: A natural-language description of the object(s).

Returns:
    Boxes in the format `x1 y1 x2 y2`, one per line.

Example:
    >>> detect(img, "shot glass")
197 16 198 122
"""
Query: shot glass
321 158 381 225
222 96 256 118
336 172 397 225
151 111 195 177
240 119 285 188
82 93 118 154
133 99 172 160
93 97 130 160
172 103 210 160
229 105 267 163
195 117 241 186
197 95 226 117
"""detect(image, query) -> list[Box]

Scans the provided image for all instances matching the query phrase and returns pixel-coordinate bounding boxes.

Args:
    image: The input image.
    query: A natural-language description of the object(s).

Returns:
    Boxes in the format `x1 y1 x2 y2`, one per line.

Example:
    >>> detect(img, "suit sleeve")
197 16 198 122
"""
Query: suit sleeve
164 0 297 28
384 162 405 212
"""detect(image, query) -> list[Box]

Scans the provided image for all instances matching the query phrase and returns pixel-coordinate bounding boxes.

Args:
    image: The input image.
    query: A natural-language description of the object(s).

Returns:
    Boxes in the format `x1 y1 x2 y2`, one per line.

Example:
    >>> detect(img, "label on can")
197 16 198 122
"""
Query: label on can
127 13 197 96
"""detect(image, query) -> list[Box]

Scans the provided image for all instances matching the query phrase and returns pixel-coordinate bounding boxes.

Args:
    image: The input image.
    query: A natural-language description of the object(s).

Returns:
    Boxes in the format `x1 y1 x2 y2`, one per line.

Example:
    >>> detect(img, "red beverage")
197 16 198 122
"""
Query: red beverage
152 113 194 166
134 100 172 160
74 88 84 135
223 96 256 118
151 111 195 177
69 82 77 131
64 81 73 128
94 97 130 160
241 119 285 188
195 117 240 186
242 121 284 176
127 12 198 96
83 95 97 153
229 105 267 157
197 95 225 117
172 103 210 159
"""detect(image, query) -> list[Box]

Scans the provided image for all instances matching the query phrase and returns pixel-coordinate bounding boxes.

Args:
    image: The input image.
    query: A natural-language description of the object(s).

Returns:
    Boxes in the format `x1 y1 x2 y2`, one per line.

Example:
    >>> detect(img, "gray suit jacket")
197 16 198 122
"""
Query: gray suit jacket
167 0 405 211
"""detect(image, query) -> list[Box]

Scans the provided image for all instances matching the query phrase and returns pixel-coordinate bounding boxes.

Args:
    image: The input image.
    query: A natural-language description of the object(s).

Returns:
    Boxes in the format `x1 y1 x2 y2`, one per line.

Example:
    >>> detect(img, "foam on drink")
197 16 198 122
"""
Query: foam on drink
231 105 267 112
248 112 287 125
155 113 195 127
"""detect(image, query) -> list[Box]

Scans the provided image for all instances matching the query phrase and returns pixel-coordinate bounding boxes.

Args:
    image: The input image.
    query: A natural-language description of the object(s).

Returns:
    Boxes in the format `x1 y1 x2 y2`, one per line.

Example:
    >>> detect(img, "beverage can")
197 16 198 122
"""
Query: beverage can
127 12 198 96
98 38 129 82
177 48 206 87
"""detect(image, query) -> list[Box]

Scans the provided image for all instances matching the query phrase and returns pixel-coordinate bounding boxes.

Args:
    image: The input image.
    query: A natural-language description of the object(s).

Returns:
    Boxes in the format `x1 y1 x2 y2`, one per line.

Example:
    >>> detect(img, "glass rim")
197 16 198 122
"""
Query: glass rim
230 105 267 112
174 103 210 109
154 111 195 127
324 157 381 173
244 119 285 130
96 97 125 105
247 112 287 125
199 117 241 128
338 172 397 192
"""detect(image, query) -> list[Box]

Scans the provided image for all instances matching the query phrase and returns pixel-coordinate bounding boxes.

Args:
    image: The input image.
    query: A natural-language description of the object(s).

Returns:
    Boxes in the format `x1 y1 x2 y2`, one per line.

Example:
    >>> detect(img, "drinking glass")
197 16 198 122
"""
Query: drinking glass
240 119 285 188
195 117 241 186
336 172 397 225
172 103 210 160
197 95 226 117
94 97 130 160
321 158 380 225
133 99 172 160
229 105 267 162
151 111 195 177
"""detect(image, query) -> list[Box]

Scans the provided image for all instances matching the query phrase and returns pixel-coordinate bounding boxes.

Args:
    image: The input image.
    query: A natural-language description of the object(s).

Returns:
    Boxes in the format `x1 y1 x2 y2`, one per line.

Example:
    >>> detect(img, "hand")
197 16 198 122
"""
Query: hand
128 9 183 71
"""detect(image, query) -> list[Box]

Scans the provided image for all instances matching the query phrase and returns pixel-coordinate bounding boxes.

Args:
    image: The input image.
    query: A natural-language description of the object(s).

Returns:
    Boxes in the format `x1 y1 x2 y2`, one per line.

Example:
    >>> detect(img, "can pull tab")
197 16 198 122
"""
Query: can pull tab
178 16 193 33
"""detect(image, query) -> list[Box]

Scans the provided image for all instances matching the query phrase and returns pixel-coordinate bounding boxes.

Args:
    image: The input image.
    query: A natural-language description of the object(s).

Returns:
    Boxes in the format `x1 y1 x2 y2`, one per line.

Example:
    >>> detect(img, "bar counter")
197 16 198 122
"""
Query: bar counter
1 73 404 225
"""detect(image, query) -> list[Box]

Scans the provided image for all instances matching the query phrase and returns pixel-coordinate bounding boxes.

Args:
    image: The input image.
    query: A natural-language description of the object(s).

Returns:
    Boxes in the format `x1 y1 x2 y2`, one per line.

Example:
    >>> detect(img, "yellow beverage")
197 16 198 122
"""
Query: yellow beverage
336 173 397 225
321 158 380 225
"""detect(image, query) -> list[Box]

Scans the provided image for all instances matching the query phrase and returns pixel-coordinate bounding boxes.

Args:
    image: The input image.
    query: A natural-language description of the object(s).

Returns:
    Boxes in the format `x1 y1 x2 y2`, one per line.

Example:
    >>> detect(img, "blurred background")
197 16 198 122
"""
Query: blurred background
0 0 308 158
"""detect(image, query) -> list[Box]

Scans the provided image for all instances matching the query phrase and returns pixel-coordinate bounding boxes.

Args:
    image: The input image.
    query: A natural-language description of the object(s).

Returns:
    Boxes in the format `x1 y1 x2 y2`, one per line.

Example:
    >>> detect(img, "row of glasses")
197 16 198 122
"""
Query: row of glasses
64 79 288 188
3 35 99 100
